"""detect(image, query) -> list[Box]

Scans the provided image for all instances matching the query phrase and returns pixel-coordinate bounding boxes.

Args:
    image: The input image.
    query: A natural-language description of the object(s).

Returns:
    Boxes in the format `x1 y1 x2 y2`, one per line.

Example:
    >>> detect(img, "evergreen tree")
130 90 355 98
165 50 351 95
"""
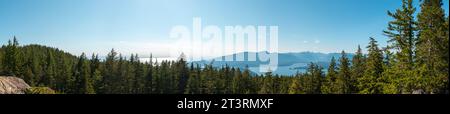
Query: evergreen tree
42 50 56 88
381 47 400 94
176 53 189 94
241 66 253 94
304 62 323 94
185 63 201 94
351 45 365 93
383 0 417 70
202 64 215 94
30 51 43 87
2 36 21 76
383 0 418 93
23 51 36 86
416 0 448 93
336 51 351 94
133 54 145 93
90 54 102 93
144 54 154 94
322 57 337 94
259 70 274 94
359 37 384 94
74 53 95 94
153 60 162 94
102 49 118 94
288 76 301 94
24 66 35 86
231 68 243 94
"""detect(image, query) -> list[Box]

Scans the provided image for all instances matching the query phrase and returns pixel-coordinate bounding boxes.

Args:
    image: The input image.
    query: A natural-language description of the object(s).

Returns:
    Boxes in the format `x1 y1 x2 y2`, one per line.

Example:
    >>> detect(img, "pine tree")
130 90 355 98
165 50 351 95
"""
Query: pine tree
304 62 323 94
122 54 134 93
231 68 242 94
24 51 36 86
116 54 126 93
359 37 384 94
74 53 95 94
176 53 189 94
416 0 448 93
224 66 234 94
259 70 274 94
336 51 351 94
102 49 118 94
153 59 162 94
241 66 253 94
384 0 417 70
144 54 154 94
202 64 215 94
2 36 21 76
31 51 43 87
42 50 56 88
288 76 301 94
185 63 199 94
90 54 102 93
132 54 145 93
381 47 400 94
272 75 284 94
350 45 365 93
383 0 418 93
158 60 170 94
322 57 337 94
24 67 35 86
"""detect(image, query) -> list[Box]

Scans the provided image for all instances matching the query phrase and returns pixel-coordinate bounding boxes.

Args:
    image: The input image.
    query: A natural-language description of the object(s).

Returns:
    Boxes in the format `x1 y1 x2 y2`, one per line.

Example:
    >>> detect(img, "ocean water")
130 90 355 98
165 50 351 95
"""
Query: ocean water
249 66 306 76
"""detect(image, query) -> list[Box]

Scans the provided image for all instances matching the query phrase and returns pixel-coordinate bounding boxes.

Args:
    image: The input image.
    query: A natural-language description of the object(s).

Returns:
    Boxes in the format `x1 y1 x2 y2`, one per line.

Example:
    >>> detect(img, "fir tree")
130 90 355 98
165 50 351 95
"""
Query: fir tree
383 0 419 93
43 50 56 88
384 0 417 70
288 76 301 94
350 45 365 93
322 57 337 94
2 36 21 76
144 54 154 94
359 37 384 94
74 53 95 94
416 0 448 93
259 70 274 94
336 51 351 94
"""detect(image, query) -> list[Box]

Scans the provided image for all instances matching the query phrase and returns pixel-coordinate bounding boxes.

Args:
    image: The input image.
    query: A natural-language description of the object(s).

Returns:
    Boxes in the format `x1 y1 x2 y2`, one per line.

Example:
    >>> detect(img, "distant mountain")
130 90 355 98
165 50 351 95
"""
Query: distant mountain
191 51 354 75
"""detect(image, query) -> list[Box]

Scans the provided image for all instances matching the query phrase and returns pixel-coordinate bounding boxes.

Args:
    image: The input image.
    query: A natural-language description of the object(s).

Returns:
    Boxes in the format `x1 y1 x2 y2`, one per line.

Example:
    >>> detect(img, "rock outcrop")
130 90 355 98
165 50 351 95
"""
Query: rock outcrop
0 76 31 94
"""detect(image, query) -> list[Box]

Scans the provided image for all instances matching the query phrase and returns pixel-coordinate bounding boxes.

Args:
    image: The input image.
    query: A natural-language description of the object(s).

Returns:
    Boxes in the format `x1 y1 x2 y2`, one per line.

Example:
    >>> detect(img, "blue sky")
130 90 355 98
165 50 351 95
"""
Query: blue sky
0 0 448 57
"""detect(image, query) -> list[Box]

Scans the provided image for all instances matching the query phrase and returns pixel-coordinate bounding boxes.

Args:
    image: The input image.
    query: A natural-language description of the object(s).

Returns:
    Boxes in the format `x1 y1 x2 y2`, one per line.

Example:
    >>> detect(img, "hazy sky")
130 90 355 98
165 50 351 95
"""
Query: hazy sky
0 0 448 57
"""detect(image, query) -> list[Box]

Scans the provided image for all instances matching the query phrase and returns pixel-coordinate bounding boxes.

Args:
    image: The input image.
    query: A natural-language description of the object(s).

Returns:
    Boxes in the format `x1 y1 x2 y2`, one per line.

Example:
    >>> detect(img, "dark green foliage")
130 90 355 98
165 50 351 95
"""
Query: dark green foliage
358 37 384 94
2 36 21 76
304 62 324 94
383 0 417 70
335 51 351 94
322 57 337 94
0 0 448 94
415 0 448 93
350 45 365 93
73 53 95 94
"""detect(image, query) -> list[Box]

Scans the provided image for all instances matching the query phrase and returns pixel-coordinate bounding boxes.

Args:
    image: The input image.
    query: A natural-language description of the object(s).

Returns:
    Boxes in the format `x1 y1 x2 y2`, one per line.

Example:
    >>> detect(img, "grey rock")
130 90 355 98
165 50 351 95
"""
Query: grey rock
0 76 31 94
412 89 425 94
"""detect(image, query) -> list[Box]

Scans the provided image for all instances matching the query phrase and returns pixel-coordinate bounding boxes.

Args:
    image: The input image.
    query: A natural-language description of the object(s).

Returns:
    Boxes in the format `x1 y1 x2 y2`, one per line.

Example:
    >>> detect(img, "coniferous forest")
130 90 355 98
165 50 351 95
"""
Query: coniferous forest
0 0 448 94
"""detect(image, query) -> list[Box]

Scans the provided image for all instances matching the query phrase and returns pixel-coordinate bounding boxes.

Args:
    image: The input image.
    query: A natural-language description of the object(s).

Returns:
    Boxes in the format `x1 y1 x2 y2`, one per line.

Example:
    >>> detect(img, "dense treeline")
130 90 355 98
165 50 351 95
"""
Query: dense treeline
0 0 448 94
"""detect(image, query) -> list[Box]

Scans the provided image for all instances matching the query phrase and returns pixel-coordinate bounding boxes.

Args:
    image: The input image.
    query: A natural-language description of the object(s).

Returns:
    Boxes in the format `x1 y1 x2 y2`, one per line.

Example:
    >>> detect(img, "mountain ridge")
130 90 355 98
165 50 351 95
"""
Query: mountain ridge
191 51 354 75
